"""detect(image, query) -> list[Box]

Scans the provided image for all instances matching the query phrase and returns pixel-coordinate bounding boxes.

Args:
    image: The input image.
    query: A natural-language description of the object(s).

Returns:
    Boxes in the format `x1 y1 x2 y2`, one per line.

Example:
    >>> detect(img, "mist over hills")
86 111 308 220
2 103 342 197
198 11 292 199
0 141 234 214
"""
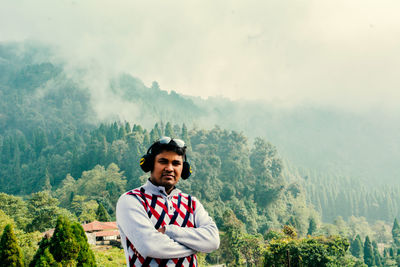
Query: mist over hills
1 42 398 186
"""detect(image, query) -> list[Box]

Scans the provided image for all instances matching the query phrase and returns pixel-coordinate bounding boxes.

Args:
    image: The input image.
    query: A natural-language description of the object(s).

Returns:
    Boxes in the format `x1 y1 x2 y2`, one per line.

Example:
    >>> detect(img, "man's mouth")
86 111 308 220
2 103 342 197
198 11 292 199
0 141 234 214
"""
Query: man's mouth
162 174 175 179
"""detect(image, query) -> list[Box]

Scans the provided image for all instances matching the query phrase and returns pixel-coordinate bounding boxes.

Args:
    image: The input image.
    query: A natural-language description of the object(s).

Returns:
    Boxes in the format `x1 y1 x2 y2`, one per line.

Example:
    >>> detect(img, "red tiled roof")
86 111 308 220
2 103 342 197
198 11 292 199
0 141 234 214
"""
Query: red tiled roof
82 221 118 232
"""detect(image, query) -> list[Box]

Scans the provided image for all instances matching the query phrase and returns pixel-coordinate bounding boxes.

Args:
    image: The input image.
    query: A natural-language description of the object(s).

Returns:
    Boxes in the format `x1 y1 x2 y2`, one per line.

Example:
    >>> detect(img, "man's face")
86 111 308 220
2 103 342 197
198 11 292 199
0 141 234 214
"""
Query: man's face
150 150 183 194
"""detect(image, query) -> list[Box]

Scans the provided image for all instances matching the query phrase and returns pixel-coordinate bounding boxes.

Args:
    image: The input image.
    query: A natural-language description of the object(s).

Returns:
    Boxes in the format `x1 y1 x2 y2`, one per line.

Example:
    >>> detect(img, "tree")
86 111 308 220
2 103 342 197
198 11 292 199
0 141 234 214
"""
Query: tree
164 122 175 138
0 193 29 229
71 222 96 267
238 233 265 267
0 224 24 266
363 236 375 267
27 191 74 232
220 210 245 266
392 218 400 246
264 234 351 267
49 217 79 266
96 203 110 222
307 217 317 236
37 248 59 267
350 234 363 259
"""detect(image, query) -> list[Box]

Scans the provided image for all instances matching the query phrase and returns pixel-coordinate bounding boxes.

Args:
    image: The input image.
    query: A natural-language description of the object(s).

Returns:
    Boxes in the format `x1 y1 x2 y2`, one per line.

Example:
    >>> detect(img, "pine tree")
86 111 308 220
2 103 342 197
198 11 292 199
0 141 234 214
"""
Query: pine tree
150 129 159 142
164 122 175 138
0 224 24 266
125 122 131 134
96 203 110 222
42 168 52 191
389 246 394 258
372 241 382 267
350 234 363 258
363 236 375 267
71 222 96 267
29 236 51 267
49 216 79 265
37 248 59 267
181 123 191 149
307 217 317 236
383 247 389 258
392 218 400 246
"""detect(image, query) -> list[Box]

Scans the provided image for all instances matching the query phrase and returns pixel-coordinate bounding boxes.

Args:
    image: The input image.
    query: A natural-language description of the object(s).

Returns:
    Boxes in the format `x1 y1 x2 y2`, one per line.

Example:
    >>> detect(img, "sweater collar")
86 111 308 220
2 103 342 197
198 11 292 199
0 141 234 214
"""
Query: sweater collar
143 179 181 197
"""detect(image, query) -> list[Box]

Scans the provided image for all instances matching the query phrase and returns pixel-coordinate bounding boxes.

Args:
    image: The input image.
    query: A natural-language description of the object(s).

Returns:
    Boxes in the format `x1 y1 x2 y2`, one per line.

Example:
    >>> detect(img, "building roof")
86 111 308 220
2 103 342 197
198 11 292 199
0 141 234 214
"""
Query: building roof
82 221 118 232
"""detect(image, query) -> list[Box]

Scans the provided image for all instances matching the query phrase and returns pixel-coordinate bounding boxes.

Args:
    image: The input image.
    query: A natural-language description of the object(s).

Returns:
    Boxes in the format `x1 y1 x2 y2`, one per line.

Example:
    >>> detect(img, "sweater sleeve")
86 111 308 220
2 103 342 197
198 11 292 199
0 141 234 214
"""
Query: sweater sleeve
164 197 220 253
116 193 196 259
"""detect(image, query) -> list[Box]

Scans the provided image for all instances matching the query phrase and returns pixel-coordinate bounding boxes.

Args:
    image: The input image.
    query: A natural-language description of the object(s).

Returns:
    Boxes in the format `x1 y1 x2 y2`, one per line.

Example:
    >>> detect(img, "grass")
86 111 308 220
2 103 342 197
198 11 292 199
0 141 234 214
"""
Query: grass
93 245 126 267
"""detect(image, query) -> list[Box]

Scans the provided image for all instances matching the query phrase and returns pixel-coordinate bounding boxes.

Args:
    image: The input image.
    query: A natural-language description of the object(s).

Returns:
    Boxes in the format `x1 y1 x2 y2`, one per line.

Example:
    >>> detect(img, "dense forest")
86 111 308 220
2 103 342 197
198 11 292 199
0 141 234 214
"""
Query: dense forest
1 42 400 266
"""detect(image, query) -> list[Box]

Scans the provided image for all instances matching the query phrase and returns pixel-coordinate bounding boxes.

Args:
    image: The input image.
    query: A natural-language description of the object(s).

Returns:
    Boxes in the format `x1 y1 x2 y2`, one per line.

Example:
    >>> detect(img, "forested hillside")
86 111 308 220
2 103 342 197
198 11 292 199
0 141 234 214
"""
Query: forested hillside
1 42 399 224
1 42 400 266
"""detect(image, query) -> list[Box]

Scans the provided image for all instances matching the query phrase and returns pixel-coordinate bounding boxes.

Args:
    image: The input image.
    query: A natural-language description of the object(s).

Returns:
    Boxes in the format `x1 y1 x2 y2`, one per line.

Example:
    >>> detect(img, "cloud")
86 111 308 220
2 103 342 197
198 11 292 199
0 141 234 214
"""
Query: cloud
1 0 400 112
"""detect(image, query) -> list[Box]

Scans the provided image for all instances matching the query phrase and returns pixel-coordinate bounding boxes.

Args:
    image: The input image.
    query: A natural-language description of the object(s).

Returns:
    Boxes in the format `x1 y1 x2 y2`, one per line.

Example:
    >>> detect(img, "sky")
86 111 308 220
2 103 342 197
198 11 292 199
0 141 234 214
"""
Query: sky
1 0 400 112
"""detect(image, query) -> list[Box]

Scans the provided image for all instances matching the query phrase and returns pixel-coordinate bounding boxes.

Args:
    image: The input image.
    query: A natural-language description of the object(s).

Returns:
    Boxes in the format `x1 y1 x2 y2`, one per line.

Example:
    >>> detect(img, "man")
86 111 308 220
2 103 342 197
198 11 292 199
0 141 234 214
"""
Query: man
116 136 220 266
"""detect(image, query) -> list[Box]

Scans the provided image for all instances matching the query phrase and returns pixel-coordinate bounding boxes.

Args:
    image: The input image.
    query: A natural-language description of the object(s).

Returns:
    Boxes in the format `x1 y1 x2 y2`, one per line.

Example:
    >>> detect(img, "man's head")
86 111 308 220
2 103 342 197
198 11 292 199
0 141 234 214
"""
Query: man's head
140 137 190 193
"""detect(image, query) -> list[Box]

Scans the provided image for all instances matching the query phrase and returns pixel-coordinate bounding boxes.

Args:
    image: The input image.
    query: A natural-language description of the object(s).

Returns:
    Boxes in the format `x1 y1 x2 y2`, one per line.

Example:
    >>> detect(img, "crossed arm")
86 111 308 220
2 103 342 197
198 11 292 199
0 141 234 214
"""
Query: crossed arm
116 194 220 259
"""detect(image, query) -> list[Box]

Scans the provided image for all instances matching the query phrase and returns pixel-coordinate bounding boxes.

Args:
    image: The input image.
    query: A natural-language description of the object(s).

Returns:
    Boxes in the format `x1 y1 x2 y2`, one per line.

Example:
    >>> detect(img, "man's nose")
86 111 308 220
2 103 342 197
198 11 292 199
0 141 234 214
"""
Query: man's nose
164 163 173 172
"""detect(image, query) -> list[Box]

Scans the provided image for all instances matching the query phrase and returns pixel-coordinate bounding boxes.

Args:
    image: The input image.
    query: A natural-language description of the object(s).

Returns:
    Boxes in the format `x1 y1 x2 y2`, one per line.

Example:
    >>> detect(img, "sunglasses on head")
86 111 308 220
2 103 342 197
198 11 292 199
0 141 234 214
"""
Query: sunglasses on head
159 136 186 148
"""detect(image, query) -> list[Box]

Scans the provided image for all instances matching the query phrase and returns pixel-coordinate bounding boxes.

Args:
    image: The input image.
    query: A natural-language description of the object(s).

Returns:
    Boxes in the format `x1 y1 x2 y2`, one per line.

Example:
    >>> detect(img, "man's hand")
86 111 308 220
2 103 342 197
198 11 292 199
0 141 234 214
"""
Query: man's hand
157 226 166 234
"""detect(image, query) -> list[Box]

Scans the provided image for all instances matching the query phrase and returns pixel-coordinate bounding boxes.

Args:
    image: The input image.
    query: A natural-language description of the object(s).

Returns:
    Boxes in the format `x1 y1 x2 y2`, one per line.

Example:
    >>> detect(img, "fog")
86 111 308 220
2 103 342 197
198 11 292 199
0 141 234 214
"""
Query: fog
2 0 400 113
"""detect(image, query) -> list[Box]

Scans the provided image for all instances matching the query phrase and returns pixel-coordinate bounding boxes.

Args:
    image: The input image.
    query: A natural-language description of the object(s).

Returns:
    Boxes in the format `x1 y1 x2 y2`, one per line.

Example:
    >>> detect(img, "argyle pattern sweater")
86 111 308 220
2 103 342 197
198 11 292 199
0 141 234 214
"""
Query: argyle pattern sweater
117 180 219 267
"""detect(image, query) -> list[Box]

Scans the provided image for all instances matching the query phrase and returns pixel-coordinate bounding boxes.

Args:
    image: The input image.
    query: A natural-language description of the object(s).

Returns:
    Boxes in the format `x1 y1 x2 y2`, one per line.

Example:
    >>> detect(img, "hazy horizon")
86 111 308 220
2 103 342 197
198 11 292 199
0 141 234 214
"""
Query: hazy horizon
2 0 400 114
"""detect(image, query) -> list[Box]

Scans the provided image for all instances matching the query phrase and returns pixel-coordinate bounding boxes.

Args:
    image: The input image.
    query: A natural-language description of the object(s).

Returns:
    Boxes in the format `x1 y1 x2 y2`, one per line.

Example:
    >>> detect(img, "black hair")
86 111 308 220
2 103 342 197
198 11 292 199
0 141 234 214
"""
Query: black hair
149 141 186 158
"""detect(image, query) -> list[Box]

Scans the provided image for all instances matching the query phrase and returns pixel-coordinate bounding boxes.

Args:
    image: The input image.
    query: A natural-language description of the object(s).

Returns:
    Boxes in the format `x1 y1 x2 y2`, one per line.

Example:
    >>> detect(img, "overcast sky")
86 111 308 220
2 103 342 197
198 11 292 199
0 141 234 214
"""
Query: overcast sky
2 0 400 112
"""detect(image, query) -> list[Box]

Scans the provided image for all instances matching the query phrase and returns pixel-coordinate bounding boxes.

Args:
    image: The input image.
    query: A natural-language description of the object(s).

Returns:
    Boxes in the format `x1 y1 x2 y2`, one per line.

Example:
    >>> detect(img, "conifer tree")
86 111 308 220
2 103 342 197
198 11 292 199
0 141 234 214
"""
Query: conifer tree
392 218 400 246
164 122 175 138
42 168 52 191
125 122 131 134
307 217 317 236
181 123 191 149
350 234 363 258
37 248 59 267
29 236 51 267
0 224 24 266
96 203 110 222
383 247 388 258
71 222 96 267
49 216 79 265
389 246 394 258
149 129 159 142
363 236 375 267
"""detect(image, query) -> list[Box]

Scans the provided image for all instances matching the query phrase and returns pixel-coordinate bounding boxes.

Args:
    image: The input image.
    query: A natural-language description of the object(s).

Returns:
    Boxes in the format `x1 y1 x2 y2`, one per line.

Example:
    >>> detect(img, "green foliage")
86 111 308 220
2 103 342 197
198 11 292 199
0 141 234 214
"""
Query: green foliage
238 233 265 266
307 217 317 236
16 230 42 267
96 203 111 222
71 196 98 223
264 234 351 267
57 164 126 218
0 193 29 229
49 217 79 266
92 247 126 267
219 210 244 266
392 218 400 246
363 236 375 267
26 192 75 232
37 248 60 267
71 222 96 267
0 224 24 266
350 234 363 259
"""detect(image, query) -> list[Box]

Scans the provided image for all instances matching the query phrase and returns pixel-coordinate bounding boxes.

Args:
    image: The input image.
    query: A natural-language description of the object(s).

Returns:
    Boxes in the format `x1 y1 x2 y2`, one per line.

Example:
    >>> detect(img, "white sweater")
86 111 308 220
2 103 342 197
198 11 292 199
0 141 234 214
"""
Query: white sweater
116 180 220 266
